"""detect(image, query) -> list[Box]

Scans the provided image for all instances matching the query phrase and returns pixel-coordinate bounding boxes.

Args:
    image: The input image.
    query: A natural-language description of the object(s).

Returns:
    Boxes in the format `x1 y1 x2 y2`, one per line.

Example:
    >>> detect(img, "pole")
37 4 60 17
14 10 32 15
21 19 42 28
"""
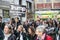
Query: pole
26 1 28 20
52 0 54 9
33 0 35 20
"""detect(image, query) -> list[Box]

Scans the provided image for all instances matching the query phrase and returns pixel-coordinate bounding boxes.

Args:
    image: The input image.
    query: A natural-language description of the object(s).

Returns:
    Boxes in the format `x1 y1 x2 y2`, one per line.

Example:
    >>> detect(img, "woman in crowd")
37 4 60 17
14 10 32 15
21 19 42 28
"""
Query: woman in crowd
3 24 16 40
27 27 37 40
36 25 53 40
14 25 27 40
46 20 56 40
56 22 60 40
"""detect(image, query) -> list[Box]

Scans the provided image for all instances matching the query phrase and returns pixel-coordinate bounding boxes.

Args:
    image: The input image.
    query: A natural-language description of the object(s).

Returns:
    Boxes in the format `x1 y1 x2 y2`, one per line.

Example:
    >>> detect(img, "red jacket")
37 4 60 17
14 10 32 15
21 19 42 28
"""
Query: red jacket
46 35 53 40
36 34 53 40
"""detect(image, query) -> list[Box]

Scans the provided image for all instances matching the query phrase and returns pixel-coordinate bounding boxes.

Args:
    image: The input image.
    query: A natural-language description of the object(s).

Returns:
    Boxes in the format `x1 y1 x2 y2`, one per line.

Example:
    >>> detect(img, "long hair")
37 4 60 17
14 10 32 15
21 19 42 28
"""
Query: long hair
28 27 35 35
4 24 13 34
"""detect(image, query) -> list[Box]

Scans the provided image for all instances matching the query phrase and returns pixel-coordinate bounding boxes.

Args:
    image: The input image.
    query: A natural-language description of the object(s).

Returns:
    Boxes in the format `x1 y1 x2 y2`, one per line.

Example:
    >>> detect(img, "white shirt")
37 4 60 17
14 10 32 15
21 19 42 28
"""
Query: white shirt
20 32 23 40
4 34 11 40
56 34 59 40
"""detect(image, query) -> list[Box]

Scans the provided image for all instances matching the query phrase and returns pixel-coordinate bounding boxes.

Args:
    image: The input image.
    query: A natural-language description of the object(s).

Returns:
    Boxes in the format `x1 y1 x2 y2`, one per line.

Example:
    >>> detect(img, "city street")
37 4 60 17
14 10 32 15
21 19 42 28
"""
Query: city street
0 0 60 40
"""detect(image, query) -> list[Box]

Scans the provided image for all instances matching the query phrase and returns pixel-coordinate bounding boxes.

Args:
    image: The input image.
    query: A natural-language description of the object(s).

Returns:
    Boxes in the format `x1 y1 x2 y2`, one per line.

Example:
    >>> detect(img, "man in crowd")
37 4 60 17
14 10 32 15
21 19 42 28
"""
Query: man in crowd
0 16 4 40
0 16 5 30
14 17 21 30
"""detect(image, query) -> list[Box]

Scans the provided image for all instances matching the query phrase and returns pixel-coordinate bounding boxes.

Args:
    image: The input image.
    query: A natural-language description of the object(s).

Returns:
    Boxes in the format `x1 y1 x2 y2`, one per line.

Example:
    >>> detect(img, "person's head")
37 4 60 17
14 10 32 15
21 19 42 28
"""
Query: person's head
15 17 19 22
40 19 43 23
31 22 35 26
58 21 60 28
28 27 35 35
4 24 13 34
0 16 2 22
36 25 46 37
25 21 28 25
36 20 40 23
11 18 15 23
17 25 23 32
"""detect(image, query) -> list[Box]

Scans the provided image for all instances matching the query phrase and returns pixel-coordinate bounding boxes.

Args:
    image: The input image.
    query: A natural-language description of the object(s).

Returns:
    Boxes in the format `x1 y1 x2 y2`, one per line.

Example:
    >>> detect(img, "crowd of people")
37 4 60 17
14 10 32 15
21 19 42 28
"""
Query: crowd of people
0 16 60 40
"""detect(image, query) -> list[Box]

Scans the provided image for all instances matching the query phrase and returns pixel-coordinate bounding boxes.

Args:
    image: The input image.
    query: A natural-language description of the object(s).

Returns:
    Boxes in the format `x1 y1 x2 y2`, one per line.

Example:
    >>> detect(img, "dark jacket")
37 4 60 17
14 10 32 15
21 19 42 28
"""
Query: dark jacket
15 20 21 29
27 34 37 40
23 24 29 32
14 31 27 40
0 28 4 40
8 34 16 40
59 35 60 40
0 22 5 30
4 34 16 40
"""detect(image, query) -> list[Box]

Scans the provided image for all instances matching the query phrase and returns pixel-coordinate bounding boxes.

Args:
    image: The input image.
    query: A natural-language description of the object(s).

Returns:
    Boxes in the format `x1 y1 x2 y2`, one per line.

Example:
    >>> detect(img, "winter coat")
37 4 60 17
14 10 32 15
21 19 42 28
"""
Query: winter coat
14 31 27 40
8 34 16 40
36 34 53 40
27 34 37 40
4 34 16 40
0 28 4 40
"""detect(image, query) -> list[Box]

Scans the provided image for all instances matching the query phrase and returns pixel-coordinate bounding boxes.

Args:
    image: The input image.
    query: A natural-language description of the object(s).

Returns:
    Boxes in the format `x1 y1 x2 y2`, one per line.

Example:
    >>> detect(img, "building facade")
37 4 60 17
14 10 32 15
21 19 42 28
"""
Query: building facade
35 0 60 11
34 0 60 20
0 0 34 21
26 0 34 20
0 0 10 18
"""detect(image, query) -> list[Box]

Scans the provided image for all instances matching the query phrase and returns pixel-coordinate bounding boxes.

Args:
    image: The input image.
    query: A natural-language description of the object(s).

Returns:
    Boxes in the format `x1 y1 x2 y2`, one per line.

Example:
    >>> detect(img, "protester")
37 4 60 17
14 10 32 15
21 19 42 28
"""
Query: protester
10 18 15 30
56 22 60 40
31 22 37 29
27 27 37 40
14 25 27 40
14 17 21 30
45 20 56 40
23 21 29 33
0 16 60 40
0 28 4 40
36 25 53 40
35 20 40 27
4 24 16 40
0 16 5 30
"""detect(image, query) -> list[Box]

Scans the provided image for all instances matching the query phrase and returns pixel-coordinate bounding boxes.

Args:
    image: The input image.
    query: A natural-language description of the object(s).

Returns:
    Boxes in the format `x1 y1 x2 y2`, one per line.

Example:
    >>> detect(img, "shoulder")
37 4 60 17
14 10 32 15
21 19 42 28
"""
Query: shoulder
8 34 16 40
22 32 27 36
46 35 53 40
9 34 16 38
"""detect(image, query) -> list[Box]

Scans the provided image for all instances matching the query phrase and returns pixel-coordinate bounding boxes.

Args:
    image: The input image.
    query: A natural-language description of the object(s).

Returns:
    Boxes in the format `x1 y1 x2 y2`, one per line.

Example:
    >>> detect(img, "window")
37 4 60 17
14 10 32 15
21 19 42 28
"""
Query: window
22 0 26 6
22 13 25 17
55 0 60 1
3 10 10 18
29 3 32 9
54 0 60 2
38 0 44 3
19 0 22 5
14 0 19 5
27 2 32 9
46 0 51 3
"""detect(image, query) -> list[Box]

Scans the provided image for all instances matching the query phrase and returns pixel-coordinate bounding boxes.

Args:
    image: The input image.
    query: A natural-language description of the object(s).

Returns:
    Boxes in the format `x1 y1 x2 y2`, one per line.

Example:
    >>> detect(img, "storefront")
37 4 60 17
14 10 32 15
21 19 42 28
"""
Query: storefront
35 11 59 21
